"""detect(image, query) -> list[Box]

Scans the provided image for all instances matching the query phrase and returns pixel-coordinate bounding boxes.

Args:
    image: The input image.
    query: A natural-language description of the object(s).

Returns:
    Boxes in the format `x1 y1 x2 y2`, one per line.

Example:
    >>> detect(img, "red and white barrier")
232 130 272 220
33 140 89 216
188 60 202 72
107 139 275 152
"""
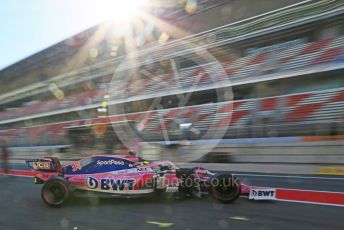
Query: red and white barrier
0 169 34 177
275 188 344 207
249 186 344 207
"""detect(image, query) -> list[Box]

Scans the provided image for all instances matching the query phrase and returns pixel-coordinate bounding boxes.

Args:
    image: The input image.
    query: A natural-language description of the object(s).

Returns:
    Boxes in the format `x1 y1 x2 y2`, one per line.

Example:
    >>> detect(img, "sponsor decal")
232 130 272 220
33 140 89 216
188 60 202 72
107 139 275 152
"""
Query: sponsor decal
156 176 165 189
86 176 98 189
101 179 135 191
85 176 135 191
137 167 150 172
32 162 51 170
96 160 125 166
249 188 276 200
72 161 81 172
166 186 179 193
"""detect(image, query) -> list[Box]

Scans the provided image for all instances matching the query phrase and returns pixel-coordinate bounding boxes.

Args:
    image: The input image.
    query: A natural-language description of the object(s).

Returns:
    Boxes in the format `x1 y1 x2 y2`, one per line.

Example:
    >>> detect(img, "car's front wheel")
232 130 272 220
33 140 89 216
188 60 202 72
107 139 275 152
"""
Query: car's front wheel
210 174 241 203
41 177 70 207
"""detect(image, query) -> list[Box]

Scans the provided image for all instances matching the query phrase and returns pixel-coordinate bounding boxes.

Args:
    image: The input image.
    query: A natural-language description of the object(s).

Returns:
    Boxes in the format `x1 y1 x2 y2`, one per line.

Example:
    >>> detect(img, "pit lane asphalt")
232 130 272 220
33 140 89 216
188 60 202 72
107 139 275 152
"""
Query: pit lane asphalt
1 166 344 230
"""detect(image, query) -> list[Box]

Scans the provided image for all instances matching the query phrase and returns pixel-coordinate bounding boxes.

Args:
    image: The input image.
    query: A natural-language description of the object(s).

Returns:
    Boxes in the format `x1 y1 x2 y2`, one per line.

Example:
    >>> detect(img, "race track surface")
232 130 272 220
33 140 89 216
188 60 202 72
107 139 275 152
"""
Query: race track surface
1 169 344 230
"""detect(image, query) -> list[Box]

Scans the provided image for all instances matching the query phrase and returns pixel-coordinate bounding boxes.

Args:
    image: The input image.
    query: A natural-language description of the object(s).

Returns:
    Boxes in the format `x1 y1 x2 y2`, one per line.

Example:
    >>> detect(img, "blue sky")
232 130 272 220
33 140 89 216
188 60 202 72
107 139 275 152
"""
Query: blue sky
0 0 115 70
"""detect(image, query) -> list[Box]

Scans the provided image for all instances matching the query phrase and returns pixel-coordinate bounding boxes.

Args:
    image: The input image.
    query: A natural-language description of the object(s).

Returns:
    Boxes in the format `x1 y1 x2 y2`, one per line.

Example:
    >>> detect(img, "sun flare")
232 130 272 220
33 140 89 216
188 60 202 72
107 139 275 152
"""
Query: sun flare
91 0 148 22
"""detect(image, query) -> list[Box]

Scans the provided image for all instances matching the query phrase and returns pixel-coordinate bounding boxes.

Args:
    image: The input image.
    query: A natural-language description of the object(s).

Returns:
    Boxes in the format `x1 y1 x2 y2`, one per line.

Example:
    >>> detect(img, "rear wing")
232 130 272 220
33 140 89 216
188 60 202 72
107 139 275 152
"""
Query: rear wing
26 157 62 172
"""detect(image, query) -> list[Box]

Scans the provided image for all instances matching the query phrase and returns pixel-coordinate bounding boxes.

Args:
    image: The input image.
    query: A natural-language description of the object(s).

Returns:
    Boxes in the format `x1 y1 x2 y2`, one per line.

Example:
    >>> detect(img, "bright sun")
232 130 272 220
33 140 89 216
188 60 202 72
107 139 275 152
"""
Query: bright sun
92 0 148 21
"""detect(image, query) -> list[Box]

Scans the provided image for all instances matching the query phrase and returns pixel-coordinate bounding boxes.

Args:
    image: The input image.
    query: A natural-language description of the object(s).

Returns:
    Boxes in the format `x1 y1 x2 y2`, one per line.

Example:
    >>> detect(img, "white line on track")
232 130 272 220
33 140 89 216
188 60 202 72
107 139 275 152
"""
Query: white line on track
276 199 344 208
239 196 344 208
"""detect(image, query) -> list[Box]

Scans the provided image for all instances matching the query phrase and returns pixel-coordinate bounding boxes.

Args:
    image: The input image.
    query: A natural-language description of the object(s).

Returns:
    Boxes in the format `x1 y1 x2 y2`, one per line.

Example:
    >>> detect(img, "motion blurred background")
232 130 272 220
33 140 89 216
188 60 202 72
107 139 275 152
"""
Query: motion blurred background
0 0 344 172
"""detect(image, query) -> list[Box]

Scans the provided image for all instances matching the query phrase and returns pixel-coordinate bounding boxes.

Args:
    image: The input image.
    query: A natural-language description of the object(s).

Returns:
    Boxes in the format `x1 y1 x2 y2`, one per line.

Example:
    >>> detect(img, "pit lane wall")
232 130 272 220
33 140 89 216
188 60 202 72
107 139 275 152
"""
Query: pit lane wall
141 136 344 164
140 136 344 175
5 136 344 175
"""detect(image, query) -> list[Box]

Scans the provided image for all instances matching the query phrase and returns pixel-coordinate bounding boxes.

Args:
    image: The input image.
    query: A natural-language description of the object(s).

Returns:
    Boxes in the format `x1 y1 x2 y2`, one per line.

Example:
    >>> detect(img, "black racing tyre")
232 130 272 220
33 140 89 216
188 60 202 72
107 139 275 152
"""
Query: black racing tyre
210 173 241 203
41 177 70 207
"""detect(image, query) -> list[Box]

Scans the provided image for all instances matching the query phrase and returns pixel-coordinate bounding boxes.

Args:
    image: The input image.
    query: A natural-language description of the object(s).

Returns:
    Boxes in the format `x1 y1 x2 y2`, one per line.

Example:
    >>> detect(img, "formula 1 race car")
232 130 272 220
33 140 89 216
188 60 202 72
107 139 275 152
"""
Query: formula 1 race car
26 154 248 207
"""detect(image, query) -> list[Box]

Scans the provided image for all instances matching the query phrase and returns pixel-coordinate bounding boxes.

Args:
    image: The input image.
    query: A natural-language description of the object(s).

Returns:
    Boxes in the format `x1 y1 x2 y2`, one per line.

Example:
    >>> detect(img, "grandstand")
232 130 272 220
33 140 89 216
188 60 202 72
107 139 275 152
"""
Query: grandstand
0 0 343 154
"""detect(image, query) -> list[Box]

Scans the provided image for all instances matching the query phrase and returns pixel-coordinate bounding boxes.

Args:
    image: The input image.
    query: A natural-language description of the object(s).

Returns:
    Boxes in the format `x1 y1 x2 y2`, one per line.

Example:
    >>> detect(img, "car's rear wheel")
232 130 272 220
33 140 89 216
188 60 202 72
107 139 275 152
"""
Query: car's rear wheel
41 177 70 207
210 174 241 203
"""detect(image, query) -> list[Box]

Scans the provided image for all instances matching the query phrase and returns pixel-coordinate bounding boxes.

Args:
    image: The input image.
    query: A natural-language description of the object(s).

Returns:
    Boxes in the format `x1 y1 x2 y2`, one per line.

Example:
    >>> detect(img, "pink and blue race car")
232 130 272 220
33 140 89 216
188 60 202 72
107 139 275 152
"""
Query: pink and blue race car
26 154 252 207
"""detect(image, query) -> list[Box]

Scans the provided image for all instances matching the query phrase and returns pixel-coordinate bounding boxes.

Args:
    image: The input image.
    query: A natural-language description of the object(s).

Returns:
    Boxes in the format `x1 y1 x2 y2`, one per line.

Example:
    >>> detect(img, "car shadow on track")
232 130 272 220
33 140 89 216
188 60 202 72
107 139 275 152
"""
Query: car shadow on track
63 193 275 209
66 194 199 208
